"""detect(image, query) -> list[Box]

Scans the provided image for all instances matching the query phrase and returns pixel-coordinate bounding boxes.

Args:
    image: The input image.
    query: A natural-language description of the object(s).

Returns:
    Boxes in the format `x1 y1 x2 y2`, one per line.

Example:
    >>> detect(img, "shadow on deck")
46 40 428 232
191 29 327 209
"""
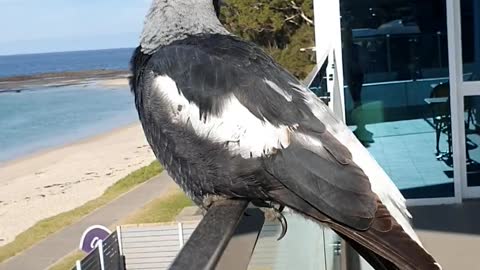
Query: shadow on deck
409 200 480 269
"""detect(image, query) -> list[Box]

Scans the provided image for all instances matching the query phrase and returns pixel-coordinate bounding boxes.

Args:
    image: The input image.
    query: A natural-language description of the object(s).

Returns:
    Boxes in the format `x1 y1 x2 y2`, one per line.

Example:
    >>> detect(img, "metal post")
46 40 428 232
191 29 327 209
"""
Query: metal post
116 226 123 256
98 239 105 270
178 222 184 248
313 0 333 66
386 34 392 72
116 226 127 270
446 0 465 203
331 54 346 123
75 260 82 270
437 31 443 67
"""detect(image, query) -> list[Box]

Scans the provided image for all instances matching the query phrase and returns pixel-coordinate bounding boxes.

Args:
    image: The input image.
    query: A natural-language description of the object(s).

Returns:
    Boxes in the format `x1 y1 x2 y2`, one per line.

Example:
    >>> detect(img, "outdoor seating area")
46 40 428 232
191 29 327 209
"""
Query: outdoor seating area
347 103 480 199
361 118 455 198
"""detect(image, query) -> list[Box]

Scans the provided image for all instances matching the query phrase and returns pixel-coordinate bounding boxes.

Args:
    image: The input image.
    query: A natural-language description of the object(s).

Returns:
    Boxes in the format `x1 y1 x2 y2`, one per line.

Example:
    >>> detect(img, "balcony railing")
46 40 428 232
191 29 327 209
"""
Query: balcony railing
70 199 372 270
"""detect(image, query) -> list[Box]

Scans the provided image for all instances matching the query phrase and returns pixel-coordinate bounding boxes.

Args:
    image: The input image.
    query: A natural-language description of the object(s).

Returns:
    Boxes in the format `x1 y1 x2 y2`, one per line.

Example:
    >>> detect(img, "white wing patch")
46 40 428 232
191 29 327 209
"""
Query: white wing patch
154 75 291 158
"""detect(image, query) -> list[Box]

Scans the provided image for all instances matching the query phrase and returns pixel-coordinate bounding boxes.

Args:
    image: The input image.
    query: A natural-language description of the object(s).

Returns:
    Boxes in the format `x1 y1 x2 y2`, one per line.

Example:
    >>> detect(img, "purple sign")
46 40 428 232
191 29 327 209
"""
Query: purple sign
79 225 111 253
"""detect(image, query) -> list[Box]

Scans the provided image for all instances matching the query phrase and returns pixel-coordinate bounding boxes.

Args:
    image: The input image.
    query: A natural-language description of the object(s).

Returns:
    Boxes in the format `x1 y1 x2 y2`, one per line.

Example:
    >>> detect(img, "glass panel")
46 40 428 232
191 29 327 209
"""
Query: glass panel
339 0 455 199
247 211 342 270
461 0 480 81
464 96 480 186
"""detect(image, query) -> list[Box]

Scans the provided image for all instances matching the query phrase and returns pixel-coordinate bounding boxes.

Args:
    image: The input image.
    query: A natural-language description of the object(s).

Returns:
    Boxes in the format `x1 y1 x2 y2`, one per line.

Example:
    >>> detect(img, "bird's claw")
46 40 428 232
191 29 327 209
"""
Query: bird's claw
261 203 288 241
201 195 226 213
276 212 288 240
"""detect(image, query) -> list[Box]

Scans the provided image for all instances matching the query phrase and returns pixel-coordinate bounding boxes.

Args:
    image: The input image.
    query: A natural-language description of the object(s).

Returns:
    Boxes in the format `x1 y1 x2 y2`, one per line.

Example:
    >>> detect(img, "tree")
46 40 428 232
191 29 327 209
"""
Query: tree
220 0 316 78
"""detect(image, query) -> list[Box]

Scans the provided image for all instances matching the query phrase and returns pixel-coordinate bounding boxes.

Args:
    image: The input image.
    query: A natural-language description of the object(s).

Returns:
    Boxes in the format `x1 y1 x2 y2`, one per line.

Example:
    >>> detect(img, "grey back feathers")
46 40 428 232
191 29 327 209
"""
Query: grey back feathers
140 0 230 54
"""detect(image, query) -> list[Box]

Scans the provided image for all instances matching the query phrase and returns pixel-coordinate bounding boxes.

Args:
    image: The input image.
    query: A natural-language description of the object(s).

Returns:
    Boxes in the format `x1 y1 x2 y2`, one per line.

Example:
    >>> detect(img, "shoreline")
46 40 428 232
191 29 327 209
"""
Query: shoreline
0 69 131 92
0 123 156 246
0 122 139 169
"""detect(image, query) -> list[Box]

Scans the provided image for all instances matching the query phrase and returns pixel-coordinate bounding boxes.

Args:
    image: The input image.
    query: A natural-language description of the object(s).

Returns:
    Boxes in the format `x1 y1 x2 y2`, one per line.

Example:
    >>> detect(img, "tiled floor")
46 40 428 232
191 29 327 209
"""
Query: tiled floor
351 117 480 198
365 119 453 189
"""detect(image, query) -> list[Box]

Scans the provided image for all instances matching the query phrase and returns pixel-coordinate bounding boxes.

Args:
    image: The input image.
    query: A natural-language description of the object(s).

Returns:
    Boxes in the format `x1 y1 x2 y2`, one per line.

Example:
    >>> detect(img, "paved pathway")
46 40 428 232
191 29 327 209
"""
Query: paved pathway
0 172 173 270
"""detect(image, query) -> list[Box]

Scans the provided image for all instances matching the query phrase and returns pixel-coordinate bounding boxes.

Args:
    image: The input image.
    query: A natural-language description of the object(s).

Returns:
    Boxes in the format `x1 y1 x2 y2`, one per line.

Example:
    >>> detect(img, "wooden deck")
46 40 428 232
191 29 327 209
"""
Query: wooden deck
410 200 480 269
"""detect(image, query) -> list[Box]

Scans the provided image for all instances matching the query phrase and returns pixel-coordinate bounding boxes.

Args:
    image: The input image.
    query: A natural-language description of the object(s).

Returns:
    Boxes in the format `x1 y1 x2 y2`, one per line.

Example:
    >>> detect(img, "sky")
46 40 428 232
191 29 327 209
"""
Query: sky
0 0 151 55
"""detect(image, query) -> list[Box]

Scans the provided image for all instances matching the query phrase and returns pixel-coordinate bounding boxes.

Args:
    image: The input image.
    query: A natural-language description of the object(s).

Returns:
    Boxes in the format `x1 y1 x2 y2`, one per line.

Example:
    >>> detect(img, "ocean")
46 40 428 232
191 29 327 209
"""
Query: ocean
0 48 139 162
0 48 134 78
0 85 138 162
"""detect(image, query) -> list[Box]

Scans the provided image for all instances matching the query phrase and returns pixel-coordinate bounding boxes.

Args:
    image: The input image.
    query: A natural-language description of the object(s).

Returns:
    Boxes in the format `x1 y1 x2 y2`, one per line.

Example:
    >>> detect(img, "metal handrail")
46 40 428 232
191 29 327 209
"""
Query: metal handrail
169 200 265 270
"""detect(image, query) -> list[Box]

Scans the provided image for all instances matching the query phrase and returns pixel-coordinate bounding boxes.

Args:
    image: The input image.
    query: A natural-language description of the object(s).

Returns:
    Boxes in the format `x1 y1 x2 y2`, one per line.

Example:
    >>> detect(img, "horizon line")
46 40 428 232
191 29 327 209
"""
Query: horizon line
0 47 137 57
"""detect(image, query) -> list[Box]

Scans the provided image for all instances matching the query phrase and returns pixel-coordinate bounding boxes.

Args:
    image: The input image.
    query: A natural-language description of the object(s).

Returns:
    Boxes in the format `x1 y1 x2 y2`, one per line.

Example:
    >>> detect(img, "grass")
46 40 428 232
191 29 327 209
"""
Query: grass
48 252 83 270
0 161 162 264
123 189 192 224
48 189 192 270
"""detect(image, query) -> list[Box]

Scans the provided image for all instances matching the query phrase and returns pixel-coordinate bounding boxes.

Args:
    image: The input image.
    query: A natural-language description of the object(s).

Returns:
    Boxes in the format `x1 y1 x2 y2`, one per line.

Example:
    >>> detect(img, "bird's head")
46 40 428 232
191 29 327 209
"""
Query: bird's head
140 0 229 54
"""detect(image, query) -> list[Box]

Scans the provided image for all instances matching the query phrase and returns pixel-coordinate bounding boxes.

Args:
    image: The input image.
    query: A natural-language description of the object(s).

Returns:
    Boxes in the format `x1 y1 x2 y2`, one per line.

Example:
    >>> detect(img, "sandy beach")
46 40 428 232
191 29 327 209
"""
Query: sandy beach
0 124 156 246
96 78 130 88
0 70 130 92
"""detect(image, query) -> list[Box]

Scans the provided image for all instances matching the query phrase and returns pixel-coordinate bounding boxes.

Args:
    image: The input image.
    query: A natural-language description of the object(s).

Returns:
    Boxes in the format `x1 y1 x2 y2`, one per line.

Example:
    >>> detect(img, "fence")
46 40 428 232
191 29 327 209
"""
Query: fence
120 222 199 269
71 221 199 270
72 231 124 270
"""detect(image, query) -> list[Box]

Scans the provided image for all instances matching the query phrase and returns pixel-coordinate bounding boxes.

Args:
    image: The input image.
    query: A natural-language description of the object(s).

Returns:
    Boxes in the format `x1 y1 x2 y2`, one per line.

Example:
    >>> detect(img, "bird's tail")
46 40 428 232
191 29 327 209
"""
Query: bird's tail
325 202 440 270
269 189 441 270
338 232 398 270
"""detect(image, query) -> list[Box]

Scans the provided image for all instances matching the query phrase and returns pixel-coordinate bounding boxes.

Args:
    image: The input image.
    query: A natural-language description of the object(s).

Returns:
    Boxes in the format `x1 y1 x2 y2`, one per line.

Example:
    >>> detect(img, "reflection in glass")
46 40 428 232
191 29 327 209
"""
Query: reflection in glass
338 0 455 198
461 0 480 81
341 1 449 84
464 96 480 187
460 0 480 188
247 211 342 270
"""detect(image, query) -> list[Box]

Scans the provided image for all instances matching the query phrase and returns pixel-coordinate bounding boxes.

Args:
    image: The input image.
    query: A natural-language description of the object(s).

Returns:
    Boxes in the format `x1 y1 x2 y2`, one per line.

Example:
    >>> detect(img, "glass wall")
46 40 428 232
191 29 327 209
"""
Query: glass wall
339 0 455 199
248 211 343 270
461 0 480 80
461 0 480 188
464 96 480 187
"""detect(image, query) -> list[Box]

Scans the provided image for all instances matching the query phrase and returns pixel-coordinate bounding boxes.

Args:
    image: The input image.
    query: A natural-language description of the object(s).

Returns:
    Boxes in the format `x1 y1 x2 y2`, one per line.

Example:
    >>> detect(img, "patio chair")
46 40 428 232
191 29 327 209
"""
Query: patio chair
429 83 474 161
429 82 452 158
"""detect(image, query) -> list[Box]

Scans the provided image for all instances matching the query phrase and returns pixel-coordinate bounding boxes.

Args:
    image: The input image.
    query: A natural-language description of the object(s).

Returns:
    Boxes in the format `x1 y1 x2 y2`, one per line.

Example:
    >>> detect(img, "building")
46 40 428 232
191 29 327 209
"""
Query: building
310 0 480 205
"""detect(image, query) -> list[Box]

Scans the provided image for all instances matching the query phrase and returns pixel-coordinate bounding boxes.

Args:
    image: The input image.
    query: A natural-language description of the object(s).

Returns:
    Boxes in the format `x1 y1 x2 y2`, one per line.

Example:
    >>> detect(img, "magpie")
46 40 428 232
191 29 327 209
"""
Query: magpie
130 0 441 269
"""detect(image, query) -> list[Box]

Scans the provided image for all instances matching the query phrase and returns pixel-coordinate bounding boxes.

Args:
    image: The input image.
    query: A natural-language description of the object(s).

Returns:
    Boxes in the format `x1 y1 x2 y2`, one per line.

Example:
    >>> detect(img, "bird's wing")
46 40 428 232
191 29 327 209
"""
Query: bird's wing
141 34 378 228
137 34 438 269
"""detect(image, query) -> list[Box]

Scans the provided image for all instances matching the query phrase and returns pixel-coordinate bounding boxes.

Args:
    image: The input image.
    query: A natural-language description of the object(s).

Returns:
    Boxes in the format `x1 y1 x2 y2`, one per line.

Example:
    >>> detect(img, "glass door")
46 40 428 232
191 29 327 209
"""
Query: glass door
339 0 459 204
448 0 480 198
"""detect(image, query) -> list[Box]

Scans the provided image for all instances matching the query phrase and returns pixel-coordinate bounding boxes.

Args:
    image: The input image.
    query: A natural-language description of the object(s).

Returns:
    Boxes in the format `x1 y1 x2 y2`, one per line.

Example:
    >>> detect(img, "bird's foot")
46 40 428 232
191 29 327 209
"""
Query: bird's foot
260 203 287 241
224 140 240 147
201 194 227 214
